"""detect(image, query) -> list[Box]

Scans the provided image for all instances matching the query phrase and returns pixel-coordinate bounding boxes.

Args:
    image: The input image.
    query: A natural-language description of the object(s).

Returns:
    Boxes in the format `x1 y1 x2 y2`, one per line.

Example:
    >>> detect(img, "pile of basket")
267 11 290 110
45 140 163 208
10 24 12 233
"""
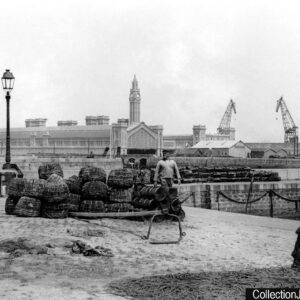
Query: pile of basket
178 166 281 183
133 168 152 185
5 163 70 218
106 168 134 212
78 166 108 213
4 164 185 220
131 184 185 221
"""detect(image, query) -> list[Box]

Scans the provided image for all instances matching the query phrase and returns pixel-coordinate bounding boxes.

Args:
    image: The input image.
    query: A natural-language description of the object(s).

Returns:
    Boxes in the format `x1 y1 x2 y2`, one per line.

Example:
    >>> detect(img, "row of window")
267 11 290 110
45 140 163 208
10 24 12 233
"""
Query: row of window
1 139 110 147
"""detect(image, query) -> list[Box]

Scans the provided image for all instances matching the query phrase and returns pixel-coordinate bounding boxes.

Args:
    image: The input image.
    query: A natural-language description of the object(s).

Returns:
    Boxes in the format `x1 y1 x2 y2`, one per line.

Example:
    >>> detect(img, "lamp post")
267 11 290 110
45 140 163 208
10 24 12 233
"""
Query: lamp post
1 69 15 170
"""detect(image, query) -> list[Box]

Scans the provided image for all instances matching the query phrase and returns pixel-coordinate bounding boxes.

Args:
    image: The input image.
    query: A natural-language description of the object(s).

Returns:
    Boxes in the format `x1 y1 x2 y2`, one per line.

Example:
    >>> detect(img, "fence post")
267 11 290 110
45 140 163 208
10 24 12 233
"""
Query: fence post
245 175 254 214
216 192 220 211
192 192 196 208
292 227 300 269
269 190 274 218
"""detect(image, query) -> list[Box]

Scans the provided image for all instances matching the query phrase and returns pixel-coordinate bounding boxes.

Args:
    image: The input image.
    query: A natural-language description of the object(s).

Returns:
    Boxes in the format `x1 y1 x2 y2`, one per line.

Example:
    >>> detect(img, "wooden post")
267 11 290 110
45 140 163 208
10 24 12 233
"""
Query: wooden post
292 227 300 269
217 192 220 211
192 192 196 207
245 175 254 214
269 191 274 218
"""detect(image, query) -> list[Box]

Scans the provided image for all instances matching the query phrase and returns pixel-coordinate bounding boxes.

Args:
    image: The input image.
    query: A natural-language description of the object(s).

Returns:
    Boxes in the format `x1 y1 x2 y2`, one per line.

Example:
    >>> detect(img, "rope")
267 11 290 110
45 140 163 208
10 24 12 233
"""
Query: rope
270 190 300 203
217 190 300 205
217 191 269 204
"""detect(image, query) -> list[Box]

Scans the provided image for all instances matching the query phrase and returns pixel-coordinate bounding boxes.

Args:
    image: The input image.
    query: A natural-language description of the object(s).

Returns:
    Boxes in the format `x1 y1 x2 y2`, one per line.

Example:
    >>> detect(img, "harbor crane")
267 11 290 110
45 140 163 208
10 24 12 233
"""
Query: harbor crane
217 99 236 135
276 97 298 155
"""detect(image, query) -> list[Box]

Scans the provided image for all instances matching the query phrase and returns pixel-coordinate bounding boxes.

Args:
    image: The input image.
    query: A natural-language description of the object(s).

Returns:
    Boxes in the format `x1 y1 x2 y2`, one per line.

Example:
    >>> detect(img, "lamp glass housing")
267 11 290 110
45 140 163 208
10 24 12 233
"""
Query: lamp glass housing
1 69 15 92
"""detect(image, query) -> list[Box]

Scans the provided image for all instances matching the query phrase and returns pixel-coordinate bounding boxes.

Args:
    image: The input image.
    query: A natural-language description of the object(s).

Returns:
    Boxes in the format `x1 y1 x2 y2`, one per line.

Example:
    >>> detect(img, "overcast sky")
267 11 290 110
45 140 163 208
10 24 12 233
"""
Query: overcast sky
0 0 299 142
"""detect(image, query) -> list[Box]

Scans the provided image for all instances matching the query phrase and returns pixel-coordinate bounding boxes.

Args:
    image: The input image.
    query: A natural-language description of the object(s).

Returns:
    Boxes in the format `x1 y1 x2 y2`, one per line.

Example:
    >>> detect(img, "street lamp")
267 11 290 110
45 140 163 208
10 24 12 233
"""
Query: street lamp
1 69 15 169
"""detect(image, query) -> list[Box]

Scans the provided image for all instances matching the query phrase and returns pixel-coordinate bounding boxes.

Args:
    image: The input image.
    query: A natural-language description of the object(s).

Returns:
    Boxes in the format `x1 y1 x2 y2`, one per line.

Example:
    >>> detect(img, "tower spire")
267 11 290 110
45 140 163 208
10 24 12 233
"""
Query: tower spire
129 75 141 125
132 74 138 89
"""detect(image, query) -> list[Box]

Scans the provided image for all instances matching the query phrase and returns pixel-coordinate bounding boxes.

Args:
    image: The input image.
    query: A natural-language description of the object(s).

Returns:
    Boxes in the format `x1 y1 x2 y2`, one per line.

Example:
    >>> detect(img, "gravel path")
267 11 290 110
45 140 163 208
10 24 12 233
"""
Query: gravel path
0 197 298 299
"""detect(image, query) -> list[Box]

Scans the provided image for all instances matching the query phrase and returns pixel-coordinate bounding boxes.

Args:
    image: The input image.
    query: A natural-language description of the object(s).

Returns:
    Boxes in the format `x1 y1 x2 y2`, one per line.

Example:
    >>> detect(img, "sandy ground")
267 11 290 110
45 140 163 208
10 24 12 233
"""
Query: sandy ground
0 197 299 300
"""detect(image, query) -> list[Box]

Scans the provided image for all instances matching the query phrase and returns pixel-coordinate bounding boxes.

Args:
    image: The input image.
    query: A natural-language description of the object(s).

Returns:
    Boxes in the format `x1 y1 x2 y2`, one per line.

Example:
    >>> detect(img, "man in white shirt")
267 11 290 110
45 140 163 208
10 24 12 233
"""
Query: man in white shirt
153 152 181 187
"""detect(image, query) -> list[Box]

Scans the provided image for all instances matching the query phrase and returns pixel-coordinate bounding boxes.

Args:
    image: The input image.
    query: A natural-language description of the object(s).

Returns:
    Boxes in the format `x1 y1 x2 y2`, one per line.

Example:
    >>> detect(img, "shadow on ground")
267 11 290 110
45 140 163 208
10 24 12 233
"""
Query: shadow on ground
108 267 300 300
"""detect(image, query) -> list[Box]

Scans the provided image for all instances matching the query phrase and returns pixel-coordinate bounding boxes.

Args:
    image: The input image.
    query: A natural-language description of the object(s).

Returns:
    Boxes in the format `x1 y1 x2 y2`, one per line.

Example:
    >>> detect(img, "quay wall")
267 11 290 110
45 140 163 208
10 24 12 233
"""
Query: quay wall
0 156 123 179
180 181 300 217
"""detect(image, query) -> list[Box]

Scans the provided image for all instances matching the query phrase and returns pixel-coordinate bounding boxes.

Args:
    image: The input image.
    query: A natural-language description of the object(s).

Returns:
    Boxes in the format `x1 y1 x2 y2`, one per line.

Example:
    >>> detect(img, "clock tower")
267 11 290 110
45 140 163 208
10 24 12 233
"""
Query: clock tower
129 75 141 125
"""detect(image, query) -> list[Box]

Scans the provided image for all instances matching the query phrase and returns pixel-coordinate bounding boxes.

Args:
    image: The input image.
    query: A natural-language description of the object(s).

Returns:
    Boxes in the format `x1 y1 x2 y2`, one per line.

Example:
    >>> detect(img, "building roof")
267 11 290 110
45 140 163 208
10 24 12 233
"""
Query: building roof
264 149 276 153
0 125 111 140
173 148 203 156
245 143 295 151
163 134 193 140
192 140 246 149
276 149 288 153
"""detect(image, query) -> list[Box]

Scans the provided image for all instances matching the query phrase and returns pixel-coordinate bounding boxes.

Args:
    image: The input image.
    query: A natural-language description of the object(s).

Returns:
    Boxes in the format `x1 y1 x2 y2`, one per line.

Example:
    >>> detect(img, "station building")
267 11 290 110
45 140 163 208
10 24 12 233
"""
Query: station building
0 75 235 158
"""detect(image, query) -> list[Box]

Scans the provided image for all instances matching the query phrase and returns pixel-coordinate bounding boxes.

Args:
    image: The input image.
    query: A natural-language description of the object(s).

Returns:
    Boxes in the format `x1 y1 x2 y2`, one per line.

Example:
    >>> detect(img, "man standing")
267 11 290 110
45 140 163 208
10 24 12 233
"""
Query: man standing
154 152 181 187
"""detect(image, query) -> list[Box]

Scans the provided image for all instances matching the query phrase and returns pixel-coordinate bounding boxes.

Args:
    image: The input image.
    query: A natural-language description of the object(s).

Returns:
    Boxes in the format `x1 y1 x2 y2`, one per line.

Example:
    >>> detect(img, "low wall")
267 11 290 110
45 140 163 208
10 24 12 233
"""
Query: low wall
0 156 123 179
146 157 300 169
180 181 300 217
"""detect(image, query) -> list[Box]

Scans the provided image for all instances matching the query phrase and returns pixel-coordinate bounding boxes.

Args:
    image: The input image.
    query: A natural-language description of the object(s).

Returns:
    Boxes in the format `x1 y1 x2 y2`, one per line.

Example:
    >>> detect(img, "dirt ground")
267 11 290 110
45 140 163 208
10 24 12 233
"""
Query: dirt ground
0 196 299 299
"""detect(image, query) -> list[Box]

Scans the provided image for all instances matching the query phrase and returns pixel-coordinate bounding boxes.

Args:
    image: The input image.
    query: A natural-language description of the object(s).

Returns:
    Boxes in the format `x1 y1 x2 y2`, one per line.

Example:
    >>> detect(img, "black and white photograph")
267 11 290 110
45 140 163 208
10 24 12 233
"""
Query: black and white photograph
0 0 299 299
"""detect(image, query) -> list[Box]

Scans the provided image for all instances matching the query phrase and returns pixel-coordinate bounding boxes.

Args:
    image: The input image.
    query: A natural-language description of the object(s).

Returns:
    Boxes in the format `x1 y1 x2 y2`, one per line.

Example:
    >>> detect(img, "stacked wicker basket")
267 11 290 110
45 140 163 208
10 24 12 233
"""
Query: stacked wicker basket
78 166 108 213
42 174 70 218
4 164 185 220
133 168 152 185
5 163 70 218
5 178 25 215
106 168 134 212
64 175 82 213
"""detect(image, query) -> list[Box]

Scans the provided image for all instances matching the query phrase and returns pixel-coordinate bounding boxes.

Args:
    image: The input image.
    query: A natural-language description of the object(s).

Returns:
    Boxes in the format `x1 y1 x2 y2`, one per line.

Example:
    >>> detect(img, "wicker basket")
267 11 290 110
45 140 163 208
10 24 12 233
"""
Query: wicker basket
38 163 64 180
68 193 81 212
168 187 178 200
131 197 159 210
137 185 168 202
64 175 83 195
14 196 42 217
107 168 134 188
41 203 69 219
47 174 64 184
81 181 108 200
109 188 132 203
79 166 106 184
23 179 46 199
105 202 134 213
5 196 19 215
43 181 70 203
139 169 152 184
7 178 26 199
80 200 105 212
